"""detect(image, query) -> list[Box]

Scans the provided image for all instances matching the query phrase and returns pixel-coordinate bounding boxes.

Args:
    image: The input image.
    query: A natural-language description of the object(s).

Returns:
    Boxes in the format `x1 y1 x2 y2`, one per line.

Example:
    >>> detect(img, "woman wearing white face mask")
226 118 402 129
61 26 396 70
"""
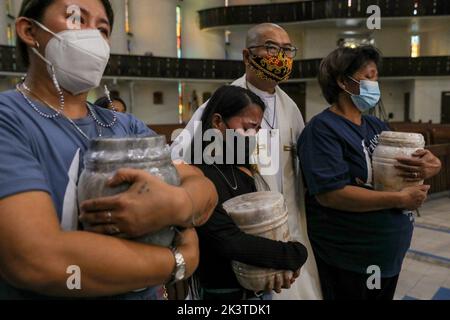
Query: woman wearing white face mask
0 0 218 300
297 46 442 300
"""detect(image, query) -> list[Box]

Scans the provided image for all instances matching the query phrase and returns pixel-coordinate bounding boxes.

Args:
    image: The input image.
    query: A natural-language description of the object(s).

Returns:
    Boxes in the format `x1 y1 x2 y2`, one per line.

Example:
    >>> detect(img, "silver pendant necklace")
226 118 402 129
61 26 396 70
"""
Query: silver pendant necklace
212 164 238 191
263 95 277 130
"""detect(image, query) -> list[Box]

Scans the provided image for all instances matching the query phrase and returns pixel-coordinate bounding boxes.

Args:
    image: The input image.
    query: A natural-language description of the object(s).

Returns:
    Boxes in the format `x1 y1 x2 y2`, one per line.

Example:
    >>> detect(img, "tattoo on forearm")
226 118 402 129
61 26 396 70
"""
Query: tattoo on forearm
138 182 150 195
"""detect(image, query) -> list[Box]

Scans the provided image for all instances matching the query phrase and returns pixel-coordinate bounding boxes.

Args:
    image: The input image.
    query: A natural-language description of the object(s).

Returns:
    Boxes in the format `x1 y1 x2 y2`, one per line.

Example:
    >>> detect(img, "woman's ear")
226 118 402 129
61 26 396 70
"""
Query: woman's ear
336 76 347 91
16 18 38 49
211 113 224 131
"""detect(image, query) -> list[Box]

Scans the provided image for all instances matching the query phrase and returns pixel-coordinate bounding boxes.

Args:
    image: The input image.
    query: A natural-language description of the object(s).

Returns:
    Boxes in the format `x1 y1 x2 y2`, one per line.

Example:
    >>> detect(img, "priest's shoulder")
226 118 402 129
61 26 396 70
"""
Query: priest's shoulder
277 86 300 109
277 86 304 123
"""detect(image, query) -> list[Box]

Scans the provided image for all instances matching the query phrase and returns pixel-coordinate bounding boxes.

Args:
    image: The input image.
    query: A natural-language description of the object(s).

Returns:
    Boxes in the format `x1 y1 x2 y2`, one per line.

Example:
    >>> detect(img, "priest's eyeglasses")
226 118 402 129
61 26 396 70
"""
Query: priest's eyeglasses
248 43 298 59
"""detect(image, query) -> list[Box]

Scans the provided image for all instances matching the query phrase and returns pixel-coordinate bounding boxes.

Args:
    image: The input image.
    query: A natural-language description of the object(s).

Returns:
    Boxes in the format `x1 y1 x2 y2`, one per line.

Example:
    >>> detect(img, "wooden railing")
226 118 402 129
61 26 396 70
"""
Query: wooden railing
389 122 450 146
199 0 450 29
1 45 449 81
389 123 450 194
149 124 185 143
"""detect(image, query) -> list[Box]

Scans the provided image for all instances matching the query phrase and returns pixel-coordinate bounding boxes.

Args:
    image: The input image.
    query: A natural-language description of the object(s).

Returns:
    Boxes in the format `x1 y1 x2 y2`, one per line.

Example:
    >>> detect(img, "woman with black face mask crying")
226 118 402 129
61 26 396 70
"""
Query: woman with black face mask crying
188 85 308 301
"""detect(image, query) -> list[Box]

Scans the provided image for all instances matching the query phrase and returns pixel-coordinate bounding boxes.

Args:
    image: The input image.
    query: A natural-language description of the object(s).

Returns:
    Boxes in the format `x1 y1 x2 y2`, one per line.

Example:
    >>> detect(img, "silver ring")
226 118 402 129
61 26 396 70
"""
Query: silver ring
107 225 120 235
106 211 113 223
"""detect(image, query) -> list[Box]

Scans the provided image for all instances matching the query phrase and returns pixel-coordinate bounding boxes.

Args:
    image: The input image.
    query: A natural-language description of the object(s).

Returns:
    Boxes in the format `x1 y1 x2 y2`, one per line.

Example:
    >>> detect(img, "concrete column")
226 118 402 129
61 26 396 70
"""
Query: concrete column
109 0 128 54
180 0 225 59
128 0 177 57
410 79 450 124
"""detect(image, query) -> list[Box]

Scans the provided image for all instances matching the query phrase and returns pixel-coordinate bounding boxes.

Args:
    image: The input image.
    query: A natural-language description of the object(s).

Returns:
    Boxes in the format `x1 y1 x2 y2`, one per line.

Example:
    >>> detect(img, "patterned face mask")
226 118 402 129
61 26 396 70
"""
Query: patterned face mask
248 51 293 83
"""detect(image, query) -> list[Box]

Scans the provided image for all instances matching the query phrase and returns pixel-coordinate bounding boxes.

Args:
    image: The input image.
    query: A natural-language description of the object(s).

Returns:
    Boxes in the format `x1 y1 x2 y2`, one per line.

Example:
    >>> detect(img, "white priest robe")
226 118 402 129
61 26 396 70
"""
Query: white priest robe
171 75 322 300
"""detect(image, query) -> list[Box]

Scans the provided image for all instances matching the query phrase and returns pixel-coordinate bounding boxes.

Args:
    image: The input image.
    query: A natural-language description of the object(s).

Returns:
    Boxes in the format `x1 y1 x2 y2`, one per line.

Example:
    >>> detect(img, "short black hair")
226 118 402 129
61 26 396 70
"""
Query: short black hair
318 45 382 105
94 96 127 112
17 0 114 67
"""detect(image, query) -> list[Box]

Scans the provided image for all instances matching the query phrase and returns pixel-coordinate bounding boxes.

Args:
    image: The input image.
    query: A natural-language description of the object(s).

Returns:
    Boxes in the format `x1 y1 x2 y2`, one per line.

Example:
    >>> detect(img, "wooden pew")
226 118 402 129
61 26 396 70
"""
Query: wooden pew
426 144 450 195
148 124 186 143
431 127 450 145
389 122 450 145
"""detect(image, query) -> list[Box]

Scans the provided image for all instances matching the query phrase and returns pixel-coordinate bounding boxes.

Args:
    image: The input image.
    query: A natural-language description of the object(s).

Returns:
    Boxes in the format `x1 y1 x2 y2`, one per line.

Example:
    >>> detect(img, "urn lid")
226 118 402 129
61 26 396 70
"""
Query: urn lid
89 135 167 151
378 131 425 148
84 135 170 166
222 192 286 228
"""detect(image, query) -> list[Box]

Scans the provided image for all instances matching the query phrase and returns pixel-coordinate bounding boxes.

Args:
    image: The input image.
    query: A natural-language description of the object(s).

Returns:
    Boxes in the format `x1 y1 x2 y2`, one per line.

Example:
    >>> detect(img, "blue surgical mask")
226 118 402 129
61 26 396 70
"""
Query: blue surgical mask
346 76 381 112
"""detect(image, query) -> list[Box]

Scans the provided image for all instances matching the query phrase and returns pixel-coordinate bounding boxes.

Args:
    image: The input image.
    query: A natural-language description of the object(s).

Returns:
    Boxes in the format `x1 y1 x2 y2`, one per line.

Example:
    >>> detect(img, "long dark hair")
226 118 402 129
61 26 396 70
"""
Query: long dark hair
189 85 266 164
17 0 115 67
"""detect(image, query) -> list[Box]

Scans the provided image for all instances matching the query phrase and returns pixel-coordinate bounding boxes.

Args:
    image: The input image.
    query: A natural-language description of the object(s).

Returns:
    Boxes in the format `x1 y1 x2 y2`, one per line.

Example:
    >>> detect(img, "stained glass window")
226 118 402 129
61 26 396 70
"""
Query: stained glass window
5 0 15 46
176 5 182 59
125 0 133 54
176 5 184 123
411 35 420 58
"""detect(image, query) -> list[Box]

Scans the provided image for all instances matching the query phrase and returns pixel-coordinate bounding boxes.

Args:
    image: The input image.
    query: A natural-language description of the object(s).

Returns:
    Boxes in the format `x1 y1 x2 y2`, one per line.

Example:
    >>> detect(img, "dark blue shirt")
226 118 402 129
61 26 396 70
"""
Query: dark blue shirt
0 90 158 299
298 109 413 277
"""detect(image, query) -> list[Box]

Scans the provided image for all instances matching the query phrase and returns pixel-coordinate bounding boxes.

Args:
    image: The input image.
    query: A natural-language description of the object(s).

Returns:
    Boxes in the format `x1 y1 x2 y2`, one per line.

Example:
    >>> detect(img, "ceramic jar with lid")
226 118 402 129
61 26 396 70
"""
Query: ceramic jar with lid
78 136 180 247
373 131 425 192
222 192 291 292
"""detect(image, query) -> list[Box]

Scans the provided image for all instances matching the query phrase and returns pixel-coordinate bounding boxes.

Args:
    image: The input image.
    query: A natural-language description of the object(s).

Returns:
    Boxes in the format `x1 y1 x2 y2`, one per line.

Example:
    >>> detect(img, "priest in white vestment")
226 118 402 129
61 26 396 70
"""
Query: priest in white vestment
171 23 322 300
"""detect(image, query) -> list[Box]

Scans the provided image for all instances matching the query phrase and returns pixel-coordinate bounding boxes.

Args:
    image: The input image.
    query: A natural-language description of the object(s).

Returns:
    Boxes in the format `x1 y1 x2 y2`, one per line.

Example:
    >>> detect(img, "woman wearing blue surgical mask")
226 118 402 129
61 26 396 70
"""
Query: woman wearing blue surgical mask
297 46 442 300
0 0 218 300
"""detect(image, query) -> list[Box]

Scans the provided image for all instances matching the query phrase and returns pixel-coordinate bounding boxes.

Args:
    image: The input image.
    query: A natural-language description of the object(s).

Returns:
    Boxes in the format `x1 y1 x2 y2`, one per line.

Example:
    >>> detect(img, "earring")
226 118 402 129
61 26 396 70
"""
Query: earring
35 41 40 49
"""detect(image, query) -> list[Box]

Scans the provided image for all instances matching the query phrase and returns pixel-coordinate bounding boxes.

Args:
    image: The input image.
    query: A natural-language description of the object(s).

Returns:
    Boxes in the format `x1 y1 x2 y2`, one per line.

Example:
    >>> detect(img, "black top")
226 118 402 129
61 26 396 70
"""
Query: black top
195 164 308 290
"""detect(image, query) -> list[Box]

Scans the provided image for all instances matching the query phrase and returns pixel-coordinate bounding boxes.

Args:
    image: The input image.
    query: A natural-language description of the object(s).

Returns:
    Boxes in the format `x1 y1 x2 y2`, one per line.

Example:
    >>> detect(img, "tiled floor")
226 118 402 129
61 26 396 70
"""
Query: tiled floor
416 196 450 229
394 195 450 300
